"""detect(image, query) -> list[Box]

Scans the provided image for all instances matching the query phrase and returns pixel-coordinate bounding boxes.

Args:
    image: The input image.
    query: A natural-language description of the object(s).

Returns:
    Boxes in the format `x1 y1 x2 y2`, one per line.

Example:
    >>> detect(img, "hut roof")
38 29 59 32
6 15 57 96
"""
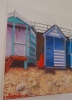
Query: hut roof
8 10 32 27
7 10 37 34
43 25 67 41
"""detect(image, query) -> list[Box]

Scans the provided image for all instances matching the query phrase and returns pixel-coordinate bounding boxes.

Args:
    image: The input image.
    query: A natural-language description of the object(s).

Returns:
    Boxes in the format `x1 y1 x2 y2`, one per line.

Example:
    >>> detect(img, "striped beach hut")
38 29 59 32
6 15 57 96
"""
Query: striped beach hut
5 10 36 72
43 25 67 69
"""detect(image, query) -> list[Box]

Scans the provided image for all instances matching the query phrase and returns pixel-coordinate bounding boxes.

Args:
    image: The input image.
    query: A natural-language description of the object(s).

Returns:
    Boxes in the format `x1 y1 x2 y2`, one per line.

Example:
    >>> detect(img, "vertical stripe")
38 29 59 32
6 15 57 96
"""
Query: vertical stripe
12 23 15 55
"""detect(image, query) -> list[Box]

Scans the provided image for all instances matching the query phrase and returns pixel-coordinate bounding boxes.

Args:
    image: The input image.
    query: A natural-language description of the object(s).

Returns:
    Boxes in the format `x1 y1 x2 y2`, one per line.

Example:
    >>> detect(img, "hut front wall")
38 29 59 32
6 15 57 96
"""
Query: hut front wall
6 27 12 57
45 36 66 67
6 26 27 57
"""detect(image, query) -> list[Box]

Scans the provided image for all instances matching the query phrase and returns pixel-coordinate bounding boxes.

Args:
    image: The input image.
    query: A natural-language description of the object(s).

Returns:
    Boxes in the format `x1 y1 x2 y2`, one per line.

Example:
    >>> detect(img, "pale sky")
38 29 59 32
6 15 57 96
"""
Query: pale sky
7 2 72 36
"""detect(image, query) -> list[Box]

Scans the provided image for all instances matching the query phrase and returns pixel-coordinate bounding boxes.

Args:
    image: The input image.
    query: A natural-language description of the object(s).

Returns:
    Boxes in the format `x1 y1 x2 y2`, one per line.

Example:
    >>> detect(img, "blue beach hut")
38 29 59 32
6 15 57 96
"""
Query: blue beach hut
43 25 67 69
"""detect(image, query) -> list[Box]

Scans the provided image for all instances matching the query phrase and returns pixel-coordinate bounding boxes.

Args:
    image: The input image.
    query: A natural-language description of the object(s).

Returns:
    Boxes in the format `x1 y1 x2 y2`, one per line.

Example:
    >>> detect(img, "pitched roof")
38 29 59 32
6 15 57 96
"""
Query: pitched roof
43 25 67 40
8 10 37 35
7 10 32 27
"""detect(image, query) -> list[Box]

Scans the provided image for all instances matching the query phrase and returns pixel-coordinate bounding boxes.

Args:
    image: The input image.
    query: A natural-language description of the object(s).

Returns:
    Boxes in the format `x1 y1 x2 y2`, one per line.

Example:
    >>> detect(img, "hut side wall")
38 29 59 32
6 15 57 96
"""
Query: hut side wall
28 29 36 64
67 40 72 68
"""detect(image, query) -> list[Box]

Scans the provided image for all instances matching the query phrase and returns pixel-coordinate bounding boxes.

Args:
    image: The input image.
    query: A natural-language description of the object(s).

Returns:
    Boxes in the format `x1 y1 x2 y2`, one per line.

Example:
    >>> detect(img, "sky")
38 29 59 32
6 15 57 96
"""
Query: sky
7 2 72 37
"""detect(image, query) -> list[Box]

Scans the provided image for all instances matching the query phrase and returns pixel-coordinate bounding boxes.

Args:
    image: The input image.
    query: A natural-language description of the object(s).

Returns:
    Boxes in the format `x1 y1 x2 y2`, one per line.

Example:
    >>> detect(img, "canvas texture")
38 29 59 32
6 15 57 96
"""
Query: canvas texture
3 2 72 99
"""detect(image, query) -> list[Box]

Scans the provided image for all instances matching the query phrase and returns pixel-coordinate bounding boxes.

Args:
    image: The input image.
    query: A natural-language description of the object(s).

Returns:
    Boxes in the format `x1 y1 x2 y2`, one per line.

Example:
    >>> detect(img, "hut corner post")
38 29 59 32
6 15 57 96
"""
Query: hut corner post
12 23 15 55
24 25 28 69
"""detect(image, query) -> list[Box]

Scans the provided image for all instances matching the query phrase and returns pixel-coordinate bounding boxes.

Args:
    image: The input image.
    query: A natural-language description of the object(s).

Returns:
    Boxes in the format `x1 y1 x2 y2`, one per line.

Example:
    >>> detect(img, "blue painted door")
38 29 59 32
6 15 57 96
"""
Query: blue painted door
46 36 54 67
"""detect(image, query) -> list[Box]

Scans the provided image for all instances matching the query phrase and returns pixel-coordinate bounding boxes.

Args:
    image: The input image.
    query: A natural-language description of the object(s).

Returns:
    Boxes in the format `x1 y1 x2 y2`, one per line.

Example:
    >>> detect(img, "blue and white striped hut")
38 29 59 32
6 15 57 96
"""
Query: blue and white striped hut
43 25 67 69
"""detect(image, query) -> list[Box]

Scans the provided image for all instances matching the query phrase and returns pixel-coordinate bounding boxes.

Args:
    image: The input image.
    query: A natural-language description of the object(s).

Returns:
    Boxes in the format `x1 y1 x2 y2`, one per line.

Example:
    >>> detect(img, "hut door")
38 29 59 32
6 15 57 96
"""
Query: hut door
46 36 54 67
14 28 26 56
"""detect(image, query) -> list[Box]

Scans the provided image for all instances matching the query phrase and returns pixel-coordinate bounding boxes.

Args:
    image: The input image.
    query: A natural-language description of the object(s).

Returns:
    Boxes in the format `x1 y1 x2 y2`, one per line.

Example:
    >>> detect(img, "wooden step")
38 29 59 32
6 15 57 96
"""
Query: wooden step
5 56 13 73
12 56 27 61
5 56 27 73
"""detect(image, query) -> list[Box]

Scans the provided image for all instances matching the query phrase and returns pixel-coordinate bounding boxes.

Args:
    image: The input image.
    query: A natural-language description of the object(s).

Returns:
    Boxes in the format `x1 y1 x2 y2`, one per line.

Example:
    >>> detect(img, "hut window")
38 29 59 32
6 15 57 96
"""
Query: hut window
55 38 65 50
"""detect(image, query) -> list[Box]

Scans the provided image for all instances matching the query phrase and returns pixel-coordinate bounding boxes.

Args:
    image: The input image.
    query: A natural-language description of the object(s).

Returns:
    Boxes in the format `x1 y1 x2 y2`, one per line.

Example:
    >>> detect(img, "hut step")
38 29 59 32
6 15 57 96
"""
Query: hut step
5 56 13 73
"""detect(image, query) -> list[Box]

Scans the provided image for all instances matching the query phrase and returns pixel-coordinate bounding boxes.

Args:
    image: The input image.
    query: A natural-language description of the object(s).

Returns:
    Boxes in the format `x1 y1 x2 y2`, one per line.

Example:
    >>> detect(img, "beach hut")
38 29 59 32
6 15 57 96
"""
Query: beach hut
43 25 67 69
66 37 72 68
5 10 36 72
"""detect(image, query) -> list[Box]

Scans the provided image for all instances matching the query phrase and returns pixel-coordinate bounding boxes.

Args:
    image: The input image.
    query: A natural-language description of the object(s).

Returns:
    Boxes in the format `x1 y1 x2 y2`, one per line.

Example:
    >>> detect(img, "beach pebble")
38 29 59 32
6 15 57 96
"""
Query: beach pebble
16 82 27 91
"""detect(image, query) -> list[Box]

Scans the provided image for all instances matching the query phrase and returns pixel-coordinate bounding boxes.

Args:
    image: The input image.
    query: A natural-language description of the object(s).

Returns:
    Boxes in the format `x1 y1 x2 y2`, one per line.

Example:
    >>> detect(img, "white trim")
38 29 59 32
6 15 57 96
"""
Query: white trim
14 42 30 47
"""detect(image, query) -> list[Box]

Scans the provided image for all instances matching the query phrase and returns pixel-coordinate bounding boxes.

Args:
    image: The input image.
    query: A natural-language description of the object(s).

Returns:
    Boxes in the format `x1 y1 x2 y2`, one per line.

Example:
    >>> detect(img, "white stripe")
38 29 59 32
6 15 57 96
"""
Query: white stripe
54 62 65 64
54 56 65 58
54 64 65 66
48 33 61 38
49 32 60 36
54 53 65 55
54 59 65 61
54 50 65 53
